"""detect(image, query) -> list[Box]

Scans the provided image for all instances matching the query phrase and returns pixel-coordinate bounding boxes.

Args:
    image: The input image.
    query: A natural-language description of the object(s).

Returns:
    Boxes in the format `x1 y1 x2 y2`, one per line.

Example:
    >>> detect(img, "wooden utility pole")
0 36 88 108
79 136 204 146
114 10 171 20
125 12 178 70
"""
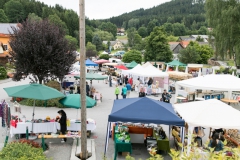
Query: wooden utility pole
79 0 87 159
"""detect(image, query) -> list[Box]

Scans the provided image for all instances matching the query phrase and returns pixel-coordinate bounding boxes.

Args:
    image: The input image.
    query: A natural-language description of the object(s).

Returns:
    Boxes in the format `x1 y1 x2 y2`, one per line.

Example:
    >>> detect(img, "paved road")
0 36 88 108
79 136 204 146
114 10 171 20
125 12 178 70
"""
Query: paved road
0 77 174 160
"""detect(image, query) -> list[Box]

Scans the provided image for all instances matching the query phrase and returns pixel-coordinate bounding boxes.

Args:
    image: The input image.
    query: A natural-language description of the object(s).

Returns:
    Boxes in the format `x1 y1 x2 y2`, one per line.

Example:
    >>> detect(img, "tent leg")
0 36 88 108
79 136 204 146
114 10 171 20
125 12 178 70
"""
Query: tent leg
169 125 171 140
181 127 185 153
104 122 111 156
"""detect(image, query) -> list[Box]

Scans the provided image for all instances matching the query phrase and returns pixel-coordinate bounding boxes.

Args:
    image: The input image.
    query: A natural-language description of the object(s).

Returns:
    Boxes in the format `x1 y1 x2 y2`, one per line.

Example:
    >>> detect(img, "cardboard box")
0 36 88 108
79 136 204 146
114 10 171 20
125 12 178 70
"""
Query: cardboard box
122 152 130 156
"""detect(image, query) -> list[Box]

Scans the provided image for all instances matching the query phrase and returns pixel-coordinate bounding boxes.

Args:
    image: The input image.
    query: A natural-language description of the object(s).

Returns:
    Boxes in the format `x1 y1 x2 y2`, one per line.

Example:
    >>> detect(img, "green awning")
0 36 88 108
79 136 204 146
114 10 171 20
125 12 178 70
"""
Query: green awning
74 73 107 80
166 60 186 66
59 94 96 109
126 61 138 69
3 83 64 100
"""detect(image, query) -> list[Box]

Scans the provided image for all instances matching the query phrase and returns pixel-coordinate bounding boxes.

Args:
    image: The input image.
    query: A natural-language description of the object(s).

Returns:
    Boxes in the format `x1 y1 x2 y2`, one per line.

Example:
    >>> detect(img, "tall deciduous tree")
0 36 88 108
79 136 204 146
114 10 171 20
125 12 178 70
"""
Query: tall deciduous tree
99 22 117 37
27 13 42 22
145 26 173 62
122 50 142 64
138 26 148 38
48 14 69 35
92 34 102 51
9 19 76 84
0 9 8 23
206 0 240 66
86 42 97 58
178 45 201 64
4 0 24 22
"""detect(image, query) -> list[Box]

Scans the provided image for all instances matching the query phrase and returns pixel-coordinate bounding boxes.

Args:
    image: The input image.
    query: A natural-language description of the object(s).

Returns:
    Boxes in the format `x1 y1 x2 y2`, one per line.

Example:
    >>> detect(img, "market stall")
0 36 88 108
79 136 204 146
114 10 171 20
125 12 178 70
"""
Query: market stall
174 99 240 155
174 74 240 103
165 60 186 72
10 118 96 138
126 61 138 69
104 97 185 158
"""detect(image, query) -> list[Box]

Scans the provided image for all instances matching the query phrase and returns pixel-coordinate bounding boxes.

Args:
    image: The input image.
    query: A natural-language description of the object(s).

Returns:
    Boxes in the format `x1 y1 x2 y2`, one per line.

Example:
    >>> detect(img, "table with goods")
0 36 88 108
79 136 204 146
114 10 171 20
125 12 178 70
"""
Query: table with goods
112 123 170 159
114 125 132 160
153 129 170 152
10 115 96 138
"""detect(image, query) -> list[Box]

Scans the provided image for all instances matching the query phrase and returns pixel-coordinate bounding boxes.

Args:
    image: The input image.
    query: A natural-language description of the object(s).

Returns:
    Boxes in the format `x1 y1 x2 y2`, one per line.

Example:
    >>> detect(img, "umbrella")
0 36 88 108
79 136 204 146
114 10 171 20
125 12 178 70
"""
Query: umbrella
59 94 96 109
74 73 107 80
4 83 64 138
94 59 110 64
4 83 64 100
115 65 128 70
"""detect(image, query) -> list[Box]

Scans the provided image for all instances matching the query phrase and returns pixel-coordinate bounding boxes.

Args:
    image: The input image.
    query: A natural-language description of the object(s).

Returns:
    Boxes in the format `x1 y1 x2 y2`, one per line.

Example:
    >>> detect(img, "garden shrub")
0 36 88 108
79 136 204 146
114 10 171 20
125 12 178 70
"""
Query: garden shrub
19 98 64 108
45 80 61 91
0 142 48 160
16 139 41 148
0 66 7 80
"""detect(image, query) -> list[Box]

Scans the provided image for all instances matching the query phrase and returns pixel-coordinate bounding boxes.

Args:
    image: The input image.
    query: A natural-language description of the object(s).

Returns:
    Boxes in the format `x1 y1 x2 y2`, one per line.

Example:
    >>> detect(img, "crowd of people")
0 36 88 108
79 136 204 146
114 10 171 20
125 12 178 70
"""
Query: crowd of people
108 73 172 102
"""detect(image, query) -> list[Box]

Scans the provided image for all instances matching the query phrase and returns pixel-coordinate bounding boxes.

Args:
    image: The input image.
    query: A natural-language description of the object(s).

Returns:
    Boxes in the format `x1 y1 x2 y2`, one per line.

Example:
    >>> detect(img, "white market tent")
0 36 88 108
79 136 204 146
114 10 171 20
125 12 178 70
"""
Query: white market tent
131 64 169 78
142 62 152 68
175 74 240 102
174 99 240 129
174 99 240 154
121 64 143 76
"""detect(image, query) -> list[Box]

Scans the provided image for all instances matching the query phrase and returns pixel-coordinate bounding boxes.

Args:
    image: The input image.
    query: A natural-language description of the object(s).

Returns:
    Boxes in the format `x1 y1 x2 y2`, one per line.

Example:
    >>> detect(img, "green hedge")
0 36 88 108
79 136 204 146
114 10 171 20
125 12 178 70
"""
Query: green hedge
19 98 64 108
0 66 7 80
0 142 48 160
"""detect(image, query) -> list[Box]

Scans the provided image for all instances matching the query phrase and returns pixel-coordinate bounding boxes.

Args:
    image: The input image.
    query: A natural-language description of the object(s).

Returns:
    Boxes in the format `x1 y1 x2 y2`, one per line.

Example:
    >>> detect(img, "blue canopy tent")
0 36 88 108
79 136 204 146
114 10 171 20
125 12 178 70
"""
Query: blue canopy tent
85 59 98 66
104 97 185 155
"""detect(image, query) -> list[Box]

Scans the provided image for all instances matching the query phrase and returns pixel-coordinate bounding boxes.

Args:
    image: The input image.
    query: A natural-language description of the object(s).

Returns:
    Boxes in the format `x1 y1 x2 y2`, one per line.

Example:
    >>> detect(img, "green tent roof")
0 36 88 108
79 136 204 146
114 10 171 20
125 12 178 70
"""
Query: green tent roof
126 61 138 69
166 60 186 66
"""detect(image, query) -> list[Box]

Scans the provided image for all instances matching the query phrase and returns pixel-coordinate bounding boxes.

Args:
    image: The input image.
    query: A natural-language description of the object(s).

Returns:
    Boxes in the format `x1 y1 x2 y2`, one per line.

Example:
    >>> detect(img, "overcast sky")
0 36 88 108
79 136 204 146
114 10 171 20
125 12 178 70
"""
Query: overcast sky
37 0 171 19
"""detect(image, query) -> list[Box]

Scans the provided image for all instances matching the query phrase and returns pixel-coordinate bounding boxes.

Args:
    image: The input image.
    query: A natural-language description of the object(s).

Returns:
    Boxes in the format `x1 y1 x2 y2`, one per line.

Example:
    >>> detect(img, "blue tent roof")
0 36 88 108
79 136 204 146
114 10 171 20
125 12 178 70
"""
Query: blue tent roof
108 97 184 126
85 59 98 66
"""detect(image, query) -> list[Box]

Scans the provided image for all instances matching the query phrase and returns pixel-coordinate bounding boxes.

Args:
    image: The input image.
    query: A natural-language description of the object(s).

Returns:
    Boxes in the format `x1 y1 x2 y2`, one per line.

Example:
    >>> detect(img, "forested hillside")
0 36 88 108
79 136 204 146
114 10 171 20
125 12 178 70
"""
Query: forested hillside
101 0 206 32
0 0 79 42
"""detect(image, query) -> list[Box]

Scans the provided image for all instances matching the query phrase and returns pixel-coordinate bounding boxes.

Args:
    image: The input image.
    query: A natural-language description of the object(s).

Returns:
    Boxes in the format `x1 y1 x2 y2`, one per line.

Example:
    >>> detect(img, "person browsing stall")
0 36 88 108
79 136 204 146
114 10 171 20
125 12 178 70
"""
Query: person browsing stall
57 110 67 142
162 89 172 103
139 87 146 97
208 133 224 152
126 81 131 98
122 84 127 99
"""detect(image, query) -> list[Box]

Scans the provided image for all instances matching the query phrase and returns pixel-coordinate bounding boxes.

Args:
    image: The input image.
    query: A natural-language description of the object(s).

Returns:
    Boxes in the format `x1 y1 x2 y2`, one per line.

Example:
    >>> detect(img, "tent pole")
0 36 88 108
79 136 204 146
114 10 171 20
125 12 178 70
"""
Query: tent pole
104 122 110 156
31 100 36 133
181 127 185 153
175 83 179 103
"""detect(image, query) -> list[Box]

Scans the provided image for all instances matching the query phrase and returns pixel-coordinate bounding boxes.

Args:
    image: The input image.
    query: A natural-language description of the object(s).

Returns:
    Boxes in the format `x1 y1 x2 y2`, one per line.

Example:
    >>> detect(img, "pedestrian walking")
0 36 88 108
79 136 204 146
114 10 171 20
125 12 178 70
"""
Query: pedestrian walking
121 74 125 85
117 74 120 85
86 82 90 96
125 75 128 85
121 84 127 99
126 81 131 98
129 77 133 86
109 74 112 87
115 84 120 100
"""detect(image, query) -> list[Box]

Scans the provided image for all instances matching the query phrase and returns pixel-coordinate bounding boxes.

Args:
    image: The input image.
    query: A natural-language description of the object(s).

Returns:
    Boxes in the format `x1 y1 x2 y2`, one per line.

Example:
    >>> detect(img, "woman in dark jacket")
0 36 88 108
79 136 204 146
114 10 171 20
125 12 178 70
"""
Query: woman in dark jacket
139 87 146 97
57 110 67 142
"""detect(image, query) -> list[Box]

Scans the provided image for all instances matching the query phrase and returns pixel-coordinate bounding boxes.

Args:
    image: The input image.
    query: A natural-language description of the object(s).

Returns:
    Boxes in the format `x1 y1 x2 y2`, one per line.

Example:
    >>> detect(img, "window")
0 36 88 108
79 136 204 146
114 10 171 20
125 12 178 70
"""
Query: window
3 44 8 51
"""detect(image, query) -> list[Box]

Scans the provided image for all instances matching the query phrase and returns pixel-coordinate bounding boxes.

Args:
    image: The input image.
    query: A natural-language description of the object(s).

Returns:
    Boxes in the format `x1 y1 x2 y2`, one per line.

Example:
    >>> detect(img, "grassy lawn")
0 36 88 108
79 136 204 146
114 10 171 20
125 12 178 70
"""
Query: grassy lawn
116 35 127 40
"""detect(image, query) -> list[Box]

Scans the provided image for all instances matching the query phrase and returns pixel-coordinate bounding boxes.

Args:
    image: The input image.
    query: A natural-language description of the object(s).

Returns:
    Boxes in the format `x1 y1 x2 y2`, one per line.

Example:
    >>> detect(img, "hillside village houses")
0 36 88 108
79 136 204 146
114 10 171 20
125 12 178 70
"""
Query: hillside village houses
0 23 18 65
103 39 128 50
169 35 213 59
